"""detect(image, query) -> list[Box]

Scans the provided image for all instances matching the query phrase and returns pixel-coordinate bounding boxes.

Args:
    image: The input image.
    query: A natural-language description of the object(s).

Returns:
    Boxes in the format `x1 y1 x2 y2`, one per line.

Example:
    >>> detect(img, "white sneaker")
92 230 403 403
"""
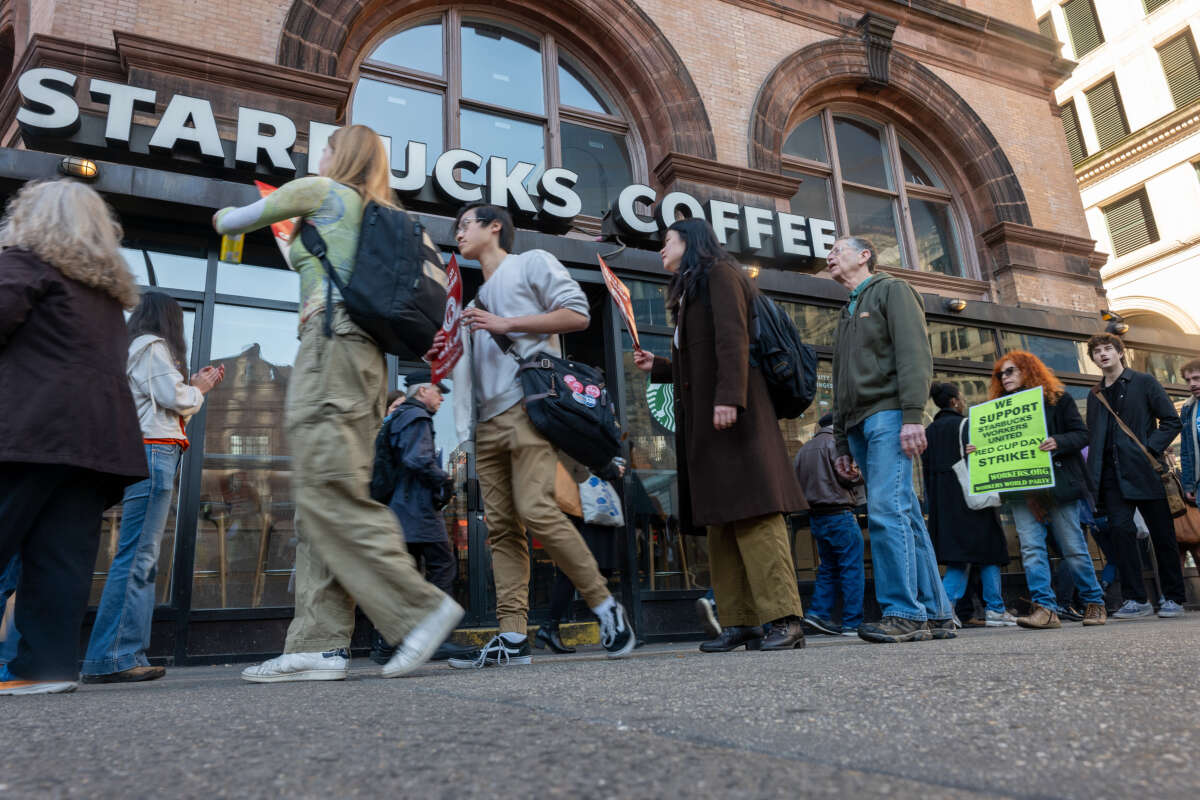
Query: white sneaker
382 596 465 678
0 679 77 695
985 610 1018 627
241 649 349 683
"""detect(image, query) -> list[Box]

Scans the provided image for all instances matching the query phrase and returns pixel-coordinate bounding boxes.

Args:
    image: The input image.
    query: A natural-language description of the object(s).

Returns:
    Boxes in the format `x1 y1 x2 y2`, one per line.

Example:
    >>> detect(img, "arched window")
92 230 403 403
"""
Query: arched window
351 11 638 219
783 109 969 277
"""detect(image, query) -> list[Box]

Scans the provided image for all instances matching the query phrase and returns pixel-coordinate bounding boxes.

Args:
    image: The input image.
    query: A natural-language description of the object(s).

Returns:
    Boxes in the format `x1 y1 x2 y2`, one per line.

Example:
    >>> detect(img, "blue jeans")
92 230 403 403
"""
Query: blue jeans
82 444 181 675
808 510 865 629
1007 498 1103 611
0 555 19 664
942 563 1005 614
847 409 951 622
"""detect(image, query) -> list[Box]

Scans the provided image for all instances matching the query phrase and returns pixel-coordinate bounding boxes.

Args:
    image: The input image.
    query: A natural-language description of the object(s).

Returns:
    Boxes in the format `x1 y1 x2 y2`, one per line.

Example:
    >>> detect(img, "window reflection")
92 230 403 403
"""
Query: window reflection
192 305 297 609
775 300 839 348
352 79 444 174
461 21 544 115
899 138 943 188
561 123 632 216
783 115 827 163
216 261 300 303
1124 347 1192 386
626 280 671 328
843 188 904 267
122 247 207 291
833 116 893 189
459 109 545 191
558 57 610 113
910 199 963 276
999 332 1100 376
368 20 443 75
787 172 833 226
927 322 996 362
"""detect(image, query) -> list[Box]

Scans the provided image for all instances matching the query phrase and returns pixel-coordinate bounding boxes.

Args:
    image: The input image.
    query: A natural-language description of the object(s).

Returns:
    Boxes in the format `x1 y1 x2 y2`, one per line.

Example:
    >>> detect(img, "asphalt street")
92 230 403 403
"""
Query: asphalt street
4 616 1200 799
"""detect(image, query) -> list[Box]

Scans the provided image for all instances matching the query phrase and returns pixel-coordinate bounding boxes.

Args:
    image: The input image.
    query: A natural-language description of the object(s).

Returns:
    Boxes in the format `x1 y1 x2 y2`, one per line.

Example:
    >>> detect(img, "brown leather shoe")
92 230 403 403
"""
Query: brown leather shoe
80 665 166 684
1082 602 1107 626
1016 603 1061 630
761 616 806 650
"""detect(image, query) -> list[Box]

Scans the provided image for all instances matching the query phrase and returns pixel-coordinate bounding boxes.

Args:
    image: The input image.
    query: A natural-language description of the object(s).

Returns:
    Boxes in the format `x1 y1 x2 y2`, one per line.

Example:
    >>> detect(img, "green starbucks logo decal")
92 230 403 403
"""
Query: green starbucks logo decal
645 382 675 432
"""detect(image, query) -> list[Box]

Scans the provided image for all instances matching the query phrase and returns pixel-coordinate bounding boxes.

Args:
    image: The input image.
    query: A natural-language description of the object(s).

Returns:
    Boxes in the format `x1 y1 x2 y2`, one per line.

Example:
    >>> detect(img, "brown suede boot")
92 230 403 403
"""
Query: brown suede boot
1016 603 1061 629
1082 602 1107 626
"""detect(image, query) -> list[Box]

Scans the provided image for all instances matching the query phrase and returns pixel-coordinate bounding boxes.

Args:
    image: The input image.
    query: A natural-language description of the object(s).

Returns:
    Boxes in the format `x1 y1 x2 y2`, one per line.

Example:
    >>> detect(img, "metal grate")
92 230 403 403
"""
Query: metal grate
1158 31 1200 109
1038 15 1055 41
1063 0 1104 57
1060 101 1087 165
1144 0 1173 14
1085 77 1130 150
1103 189 1159 257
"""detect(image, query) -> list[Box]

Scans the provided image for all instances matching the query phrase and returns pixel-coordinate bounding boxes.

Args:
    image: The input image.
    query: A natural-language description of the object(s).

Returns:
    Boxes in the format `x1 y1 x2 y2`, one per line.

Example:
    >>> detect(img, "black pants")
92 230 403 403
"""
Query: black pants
0 463 112 680
1100 467 1186 604
407 540 456 596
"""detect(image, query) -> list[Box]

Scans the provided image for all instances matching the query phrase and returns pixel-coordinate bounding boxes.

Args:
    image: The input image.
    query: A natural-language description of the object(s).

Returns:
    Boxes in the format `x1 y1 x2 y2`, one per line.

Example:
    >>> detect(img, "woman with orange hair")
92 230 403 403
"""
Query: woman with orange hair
968 351 1106 630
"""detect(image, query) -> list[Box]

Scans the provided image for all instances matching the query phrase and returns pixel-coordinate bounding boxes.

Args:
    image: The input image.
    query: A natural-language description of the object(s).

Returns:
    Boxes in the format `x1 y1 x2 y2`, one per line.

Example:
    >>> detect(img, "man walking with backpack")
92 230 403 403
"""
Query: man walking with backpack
827 236 955 643
1085 333 1186 619
434 203 635 668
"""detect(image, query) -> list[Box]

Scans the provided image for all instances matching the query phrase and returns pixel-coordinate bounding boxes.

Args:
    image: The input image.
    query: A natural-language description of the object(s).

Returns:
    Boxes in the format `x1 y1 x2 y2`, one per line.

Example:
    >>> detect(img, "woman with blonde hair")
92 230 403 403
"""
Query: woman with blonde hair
214 124 461 683
967 350 1107 630
0 179 147 695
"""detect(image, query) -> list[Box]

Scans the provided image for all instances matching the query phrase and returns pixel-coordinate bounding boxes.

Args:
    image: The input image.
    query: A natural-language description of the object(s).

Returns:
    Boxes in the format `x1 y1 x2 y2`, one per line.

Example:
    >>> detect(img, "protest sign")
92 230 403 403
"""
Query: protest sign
967 386 1055 493
431 254 464 384
597 255 640 350
254 180 299 267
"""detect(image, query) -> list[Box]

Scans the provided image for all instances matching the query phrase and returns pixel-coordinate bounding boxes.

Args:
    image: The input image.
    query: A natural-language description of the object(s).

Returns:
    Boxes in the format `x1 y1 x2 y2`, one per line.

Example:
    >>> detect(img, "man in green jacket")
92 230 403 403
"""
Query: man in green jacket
828 236 954 644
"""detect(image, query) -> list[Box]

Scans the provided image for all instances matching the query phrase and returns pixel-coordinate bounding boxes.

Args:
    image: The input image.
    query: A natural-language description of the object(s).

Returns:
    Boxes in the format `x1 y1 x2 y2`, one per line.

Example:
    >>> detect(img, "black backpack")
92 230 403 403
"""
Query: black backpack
749 294 818 419
369 417 400 503
300 202 448 360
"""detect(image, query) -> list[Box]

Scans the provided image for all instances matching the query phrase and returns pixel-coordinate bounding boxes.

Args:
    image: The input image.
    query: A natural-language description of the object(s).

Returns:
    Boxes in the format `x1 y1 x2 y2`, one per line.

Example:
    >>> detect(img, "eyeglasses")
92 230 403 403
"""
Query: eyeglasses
999 366 1019 378
456 217 481 234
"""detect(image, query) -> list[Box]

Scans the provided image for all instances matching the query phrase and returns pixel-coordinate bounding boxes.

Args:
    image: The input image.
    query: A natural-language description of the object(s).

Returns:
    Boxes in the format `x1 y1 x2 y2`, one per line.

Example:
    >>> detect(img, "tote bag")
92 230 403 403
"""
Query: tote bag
951 419 1001 510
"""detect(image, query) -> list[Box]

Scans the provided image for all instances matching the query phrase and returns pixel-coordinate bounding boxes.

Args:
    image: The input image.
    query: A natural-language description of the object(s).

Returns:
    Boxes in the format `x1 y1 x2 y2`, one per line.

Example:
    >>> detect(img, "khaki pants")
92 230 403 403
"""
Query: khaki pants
282 308 445 653
707 513 803 627
475 404 610 634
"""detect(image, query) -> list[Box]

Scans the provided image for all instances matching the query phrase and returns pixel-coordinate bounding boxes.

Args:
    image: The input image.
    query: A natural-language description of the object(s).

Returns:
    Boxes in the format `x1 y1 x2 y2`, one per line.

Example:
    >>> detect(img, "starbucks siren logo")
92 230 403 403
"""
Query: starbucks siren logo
645 382 675 432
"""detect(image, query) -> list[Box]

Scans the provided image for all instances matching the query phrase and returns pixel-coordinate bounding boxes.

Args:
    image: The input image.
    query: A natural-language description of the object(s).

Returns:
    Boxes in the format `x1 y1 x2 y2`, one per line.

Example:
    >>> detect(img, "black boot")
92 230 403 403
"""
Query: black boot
534 622 576 654
699 625 764 652
761 616 806 650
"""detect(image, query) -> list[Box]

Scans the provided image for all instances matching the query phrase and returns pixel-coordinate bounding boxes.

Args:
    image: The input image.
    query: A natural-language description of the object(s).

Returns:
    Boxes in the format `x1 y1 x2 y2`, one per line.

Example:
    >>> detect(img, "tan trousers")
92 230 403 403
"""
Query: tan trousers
475 404 610 634
707 513 804 627
282 308 445 653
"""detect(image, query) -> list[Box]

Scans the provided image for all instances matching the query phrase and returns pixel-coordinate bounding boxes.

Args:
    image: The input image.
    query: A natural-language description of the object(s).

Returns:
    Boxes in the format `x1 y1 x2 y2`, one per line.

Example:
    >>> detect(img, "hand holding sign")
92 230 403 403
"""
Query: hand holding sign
430 255 464 384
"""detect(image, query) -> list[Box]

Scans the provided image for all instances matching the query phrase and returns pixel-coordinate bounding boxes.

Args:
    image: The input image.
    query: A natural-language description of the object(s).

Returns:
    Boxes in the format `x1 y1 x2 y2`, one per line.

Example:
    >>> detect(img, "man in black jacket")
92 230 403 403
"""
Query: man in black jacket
1085 333 1186 619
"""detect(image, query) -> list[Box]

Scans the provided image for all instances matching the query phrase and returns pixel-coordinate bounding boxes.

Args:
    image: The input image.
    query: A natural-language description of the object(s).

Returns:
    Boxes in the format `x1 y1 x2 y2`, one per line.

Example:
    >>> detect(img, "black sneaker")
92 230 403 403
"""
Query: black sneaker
447 635 532 669
599 601 635 659
369 630 396 665
801 614 840 636
1058 606 1084 622
927 619 957 640
857 616 932 644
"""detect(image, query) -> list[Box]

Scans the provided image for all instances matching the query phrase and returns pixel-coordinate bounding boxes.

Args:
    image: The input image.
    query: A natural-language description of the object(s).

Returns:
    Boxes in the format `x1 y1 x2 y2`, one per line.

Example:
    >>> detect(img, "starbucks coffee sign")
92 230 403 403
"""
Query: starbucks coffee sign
16 67 836 263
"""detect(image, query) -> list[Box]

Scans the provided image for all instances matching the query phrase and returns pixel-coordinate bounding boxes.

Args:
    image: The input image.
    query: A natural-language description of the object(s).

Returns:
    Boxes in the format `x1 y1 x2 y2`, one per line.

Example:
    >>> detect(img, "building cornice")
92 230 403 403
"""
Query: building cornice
1075 104 1200 189
113 32 352 115
652 152 802 198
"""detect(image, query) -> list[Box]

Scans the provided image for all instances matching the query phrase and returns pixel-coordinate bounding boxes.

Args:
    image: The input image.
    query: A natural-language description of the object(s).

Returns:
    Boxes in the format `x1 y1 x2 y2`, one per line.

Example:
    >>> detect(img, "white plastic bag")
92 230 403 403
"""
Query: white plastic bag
579 476 625 527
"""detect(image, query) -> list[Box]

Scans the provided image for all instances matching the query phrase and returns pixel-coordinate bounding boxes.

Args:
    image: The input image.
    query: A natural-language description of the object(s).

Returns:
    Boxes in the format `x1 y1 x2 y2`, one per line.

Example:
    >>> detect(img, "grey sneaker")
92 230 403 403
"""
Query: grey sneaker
1111 600 1154 619
1157 600 1185 618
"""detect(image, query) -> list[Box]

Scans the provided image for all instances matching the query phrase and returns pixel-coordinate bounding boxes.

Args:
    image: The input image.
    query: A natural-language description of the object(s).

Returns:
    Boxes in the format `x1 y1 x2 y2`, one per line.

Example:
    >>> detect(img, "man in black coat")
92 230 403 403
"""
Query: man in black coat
1085 333 1186 618
371 370 470 662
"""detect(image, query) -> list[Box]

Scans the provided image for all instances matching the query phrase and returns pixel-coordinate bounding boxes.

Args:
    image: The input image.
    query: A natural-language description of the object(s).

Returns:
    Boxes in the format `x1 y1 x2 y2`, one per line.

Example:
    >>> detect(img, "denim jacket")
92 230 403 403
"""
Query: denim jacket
1182 398 1199 497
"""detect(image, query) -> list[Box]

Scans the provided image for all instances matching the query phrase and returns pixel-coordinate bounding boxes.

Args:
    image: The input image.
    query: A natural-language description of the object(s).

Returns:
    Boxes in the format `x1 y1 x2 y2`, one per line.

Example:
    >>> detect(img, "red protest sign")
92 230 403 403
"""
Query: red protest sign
598 255 641 350
254 180 299 267
431 254 465 384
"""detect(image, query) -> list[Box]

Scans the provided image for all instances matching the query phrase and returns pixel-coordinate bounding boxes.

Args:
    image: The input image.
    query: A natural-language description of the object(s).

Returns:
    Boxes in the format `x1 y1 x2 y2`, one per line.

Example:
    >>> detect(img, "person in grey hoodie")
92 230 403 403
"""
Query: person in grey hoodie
81 292 223 683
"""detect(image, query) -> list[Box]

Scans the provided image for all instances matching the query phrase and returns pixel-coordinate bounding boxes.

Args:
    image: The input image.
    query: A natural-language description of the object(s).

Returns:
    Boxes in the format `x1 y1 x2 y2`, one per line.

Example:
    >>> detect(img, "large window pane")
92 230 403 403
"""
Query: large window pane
192 306 298 609
558 57 611 114
368 21 443 75
459 109 544 191
899 138 943 188
843 188 905 267
216 261 300 303
560 123 632 217
352 79 443 174
783 115 827 163
910 198 963 277
999 332 1100 376
927 322 996 362
124 248 207 291
627 279 672 328
787 172 833 225
461 21 543 115
775 300 839 348
1124 347 1193 386
833 116 893 189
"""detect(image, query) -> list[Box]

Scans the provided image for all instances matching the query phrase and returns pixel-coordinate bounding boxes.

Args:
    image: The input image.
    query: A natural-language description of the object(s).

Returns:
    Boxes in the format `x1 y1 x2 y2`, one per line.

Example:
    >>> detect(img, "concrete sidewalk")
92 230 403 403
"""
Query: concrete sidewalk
5 616 1200 798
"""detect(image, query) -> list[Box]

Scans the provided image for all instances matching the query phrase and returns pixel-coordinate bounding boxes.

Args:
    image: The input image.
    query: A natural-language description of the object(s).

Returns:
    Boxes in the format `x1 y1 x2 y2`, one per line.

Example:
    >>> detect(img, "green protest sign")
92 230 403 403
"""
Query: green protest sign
967 386 1055 494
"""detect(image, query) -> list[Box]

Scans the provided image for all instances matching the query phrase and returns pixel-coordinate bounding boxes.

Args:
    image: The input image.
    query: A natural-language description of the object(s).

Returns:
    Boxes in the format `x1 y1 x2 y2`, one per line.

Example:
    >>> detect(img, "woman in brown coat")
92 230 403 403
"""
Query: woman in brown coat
633 218 806 652
0 179 147 695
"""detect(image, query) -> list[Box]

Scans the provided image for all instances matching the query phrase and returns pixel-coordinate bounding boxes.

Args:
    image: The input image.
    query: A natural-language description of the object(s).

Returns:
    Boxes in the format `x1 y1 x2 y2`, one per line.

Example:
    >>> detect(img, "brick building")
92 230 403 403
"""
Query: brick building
0 0 1195 661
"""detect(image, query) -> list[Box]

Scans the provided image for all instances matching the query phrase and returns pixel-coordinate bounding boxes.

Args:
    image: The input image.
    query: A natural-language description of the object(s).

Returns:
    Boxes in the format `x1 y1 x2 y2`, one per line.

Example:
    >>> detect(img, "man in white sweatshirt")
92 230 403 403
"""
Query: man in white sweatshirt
431 203 634 668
